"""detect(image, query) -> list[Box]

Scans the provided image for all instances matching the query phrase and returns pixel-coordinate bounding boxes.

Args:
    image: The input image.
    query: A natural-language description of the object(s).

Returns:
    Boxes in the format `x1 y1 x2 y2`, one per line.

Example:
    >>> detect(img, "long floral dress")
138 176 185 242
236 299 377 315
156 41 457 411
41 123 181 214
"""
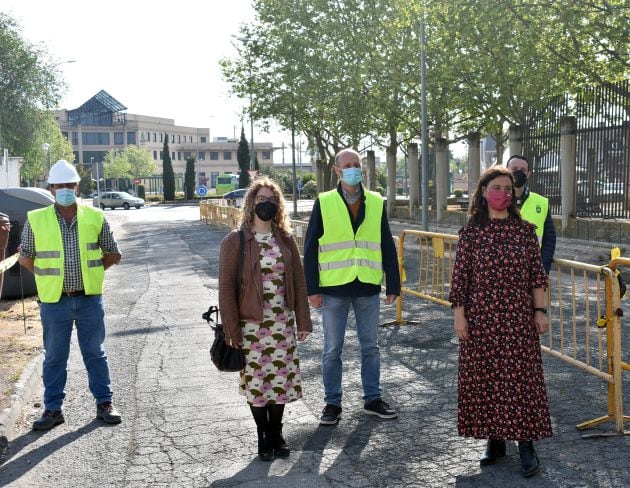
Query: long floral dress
239 232 303 407
449 218 552 441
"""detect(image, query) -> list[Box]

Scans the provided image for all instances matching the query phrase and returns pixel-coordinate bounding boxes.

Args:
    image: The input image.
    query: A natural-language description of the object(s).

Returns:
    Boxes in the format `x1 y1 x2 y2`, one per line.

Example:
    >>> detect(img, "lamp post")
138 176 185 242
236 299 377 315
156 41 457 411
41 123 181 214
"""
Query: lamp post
232 35 256 172
42 143 51 182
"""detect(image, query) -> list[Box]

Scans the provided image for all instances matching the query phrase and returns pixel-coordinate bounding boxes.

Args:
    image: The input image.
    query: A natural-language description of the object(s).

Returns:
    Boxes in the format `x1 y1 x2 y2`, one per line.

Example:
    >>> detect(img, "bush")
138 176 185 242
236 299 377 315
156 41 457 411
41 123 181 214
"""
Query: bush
301 180 318 198
137 184 146 199
454 188 464 198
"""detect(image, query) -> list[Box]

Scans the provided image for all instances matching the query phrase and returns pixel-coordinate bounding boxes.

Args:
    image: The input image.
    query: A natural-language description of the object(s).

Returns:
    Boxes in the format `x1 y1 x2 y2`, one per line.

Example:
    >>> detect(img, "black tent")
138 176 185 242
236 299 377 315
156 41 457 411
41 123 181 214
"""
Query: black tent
0 187 54 299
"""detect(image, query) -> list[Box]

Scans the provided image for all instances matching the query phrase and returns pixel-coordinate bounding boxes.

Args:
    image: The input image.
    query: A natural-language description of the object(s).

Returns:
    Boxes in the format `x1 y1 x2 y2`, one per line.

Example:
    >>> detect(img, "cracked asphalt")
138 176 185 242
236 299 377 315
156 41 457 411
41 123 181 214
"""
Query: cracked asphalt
0 205 628 487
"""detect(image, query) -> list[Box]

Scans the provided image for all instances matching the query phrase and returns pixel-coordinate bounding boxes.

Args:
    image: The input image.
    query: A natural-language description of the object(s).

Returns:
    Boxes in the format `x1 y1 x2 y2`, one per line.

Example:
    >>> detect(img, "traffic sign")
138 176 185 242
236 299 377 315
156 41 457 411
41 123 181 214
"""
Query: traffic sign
297 179 303 192
196 185 208 197
133 178 141 184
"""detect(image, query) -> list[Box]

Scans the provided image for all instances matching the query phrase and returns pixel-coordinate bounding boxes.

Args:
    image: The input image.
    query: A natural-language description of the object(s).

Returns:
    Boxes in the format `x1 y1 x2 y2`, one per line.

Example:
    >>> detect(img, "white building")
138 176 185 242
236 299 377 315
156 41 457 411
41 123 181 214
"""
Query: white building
0 150 22 188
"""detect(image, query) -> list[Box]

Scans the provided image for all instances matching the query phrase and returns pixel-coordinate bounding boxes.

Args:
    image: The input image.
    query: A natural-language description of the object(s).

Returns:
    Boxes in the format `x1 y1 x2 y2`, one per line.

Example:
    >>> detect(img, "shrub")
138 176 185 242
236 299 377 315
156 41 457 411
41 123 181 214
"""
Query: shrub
454 188 464 198
301 180 318 198
137 184 146 199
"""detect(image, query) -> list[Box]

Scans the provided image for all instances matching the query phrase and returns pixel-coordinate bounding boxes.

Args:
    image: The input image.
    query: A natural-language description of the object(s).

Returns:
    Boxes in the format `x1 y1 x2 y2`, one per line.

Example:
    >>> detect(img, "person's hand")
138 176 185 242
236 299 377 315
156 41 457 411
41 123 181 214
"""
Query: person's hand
0 213 10 250
534 311 549 335
384 294 398 305
308 294 323 308
454 315 469 341
297 331 310 341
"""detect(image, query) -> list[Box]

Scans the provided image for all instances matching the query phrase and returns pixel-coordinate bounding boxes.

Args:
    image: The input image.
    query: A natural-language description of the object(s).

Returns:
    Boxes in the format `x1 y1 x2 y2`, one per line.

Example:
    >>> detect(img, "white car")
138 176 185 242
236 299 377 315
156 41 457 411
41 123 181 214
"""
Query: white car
93 191 145 210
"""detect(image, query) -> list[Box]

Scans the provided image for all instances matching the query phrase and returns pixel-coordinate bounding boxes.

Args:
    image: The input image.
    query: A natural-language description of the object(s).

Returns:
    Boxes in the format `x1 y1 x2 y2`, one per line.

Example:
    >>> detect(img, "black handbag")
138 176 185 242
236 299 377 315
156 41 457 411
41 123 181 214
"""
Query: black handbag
204 230 246 372
205 305 246 372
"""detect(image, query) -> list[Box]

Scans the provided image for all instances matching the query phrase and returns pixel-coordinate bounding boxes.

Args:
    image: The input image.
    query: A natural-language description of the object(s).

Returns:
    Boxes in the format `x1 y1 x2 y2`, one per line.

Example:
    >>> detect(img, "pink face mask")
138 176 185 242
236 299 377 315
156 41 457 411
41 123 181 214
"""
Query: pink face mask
486 190 513 211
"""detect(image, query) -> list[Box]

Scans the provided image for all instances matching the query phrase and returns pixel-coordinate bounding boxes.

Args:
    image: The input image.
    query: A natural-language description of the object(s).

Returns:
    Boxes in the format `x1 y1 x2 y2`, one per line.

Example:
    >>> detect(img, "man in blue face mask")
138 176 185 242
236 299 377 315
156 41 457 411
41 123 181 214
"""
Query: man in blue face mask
19 160 123 431
304 148 401 426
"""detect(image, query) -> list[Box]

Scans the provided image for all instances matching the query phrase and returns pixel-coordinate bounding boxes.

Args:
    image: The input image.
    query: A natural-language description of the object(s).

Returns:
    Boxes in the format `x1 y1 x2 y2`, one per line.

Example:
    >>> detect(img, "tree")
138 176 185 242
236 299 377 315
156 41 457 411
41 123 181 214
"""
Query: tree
237 126 251 188
103 149 131 179
184 157 196 200
125 145 156 177
0 13 65 160
162 134 175 200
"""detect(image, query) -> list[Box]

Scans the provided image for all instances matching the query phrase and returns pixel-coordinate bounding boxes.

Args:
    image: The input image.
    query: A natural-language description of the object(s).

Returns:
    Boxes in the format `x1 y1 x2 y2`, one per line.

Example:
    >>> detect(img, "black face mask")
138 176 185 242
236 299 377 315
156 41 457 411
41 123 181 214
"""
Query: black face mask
512 170 528 188
255 201 277 222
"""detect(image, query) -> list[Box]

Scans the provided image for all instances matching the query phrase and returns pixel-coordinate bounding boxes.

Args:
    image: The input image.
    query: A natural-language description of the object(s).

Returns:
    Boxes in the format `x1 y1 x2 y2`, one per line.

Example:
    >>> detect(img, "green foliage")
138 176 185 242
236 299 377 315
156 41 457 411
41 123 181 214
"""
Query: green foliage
162 134 175 201
454 189 464 198
237 126 250 188
103 145 155 180
78 165 93 197
103 149 131 178
137 184 146 199
0 13 65 160
184 157 196 200
301 180 318 198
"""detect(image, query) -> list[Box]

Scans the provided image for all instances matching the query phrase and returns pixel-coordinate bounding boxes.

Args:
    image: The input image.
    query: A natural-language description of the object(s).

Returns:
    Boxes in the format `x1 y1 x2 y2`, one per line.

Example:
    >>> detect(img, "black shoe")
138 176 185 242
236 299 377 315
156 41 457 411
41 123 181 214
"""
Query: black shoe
268 423 290 458
32 410 65 431
257 426 274 461
96 402 122 424
480 439 506 466
364 398 398 419
518 441 541 477
320 404 342 425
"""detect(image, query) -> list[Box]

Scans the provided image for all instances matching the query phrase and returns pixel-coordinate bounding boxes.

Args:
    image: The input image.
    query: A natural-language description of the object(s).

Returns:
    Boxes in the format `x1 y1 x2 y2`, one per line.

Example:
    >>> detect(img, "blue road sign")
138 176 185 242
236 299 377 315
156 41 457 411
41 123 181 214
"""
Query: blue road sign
297 179 303 192
196 185 208 197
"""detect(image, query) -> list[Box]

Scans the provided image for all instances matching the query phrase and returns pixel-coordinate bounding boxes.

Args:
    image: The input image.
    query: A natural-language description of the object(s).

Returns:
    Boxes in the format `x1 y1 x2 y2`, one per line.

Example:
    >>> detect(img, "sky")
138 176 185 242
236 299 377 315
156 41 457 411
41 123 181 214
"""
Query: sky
1 0 300 156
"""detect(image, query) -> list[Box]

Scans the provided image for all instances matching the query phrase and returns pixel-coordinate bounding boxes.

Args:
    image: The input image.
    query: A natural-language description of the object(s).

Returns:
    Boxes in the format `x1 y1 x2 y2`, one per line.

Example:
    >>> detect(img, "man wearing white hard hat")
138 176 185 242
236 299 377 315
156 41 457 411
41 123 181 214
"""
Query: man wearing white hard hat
19 160 123 430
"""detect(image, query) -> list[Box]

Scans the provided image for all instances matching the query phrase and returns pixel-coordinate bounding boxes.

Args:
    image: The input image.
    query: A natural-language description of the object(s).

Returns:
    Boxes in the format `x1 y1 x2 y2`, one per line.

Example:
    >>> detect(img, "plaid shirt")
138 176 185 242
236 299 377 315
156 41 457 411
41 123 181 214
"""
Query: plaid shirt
20 207 121 293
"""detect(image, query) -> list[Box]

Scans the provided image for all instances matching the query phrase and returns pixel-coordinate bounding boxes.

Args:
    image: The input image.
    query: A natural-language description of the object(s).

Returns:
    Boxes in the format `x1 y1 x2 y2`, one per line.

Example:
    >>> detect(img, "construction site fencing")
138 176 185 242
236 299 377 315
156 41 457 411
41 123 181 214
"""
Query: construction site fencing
395 229 629 435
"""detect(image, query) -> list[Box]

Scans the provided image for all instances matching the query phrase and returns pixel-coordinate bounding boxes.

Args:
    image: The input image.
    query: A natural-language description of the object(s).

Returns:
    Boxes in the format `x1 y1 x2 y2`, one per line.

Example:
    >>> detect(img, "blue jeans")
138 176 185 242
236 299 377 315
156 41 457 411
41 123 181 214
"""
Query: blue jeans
40 295 113 411
322 294 381 406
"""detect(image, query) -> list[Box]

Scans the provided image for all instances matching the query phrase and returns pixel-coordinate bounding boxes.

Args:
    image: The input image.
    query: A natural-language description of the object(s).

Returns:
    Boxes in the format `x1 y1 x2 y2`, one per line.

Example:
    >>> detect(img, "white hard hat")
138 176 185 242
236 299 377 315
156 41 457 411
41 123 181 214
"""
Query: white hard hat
48 160 80 184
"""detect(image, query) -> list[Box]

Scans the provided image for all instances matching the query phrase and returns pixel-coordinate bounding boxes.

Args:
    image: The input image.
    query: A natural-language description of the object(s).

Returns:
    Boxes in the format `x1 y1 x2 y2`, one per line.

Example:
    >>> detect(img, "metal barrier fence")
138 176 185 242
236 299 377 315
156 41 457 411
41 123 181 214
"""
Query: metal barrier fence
395 229 629 435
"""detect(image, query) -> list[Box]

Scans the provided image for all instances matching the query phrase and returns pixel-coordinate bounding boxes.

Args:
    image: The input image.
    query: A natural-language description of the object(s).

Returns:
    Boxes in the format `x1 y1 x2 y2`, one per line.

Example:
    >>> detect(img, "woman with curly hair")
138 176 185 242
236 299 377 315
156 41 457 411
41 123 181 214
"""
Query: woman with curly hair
218 176 312 461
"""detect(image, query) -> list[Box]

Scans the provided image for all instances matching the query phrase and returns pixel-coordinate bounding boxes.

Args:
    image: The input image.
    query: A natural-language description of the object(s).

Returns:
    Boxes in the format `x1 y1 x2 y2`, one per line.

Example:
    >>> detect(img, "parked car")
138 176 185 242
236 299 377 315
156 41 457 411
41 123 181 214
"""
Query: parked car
93 191 145 210
577 180 625 204
223 188 247 207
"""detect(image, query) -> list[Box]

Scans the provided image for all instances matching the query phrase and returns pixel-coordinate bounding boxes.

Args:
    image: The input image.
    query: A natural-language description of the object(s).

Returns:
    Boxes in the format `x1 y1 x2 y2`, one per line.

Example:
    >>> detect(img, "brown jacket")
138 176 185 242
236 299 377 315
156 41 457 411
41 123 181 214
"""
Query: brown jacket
218 227 312 344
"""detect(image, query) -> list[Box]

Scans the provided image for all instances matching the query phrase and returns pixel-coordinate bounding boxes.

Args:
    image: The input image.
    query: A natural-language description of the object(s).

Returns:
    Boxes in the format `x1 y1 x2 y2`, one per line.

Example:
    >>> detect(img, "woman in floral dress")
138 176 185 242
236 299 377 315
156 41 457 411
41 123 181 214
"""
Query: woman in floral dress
449 167 552 478
218 176 312 461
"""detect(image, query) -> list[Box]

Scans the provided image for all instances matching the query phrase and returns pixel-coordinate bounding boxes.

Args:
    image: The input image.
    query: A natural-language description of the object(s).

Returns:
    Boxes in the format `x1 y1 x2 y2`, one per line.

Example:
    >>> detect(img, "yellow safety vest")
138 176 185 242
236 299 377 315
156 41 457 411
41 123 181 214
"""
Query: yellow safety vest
520 191 548 246
318 189 383 287
28 205 105 303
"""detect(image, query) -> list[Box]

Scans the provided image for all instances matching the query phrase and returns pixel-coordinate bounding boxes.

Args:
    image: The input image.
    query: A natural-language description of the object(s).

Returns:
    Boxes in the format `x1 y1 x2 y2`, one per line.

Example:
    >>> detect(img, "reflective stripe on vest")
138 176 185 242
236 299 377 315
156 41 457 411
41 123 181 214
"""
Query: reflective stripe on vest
520 192 548 246
28 205 106 302
318 189 383 287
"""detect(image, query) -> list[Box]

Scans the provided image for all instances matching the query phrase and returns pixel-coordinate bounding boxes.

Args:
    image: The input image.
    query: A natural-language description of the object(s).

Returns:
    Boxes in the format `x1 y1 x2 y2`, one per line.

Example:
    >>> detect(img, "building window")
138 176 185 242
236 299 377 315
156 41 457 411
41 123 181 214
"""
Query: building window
184 151 192 159
198 151 205 160
210 151 219 161
153 133 157 142
61 131 68 140
159 151 163 159
114 132 124 145
72 132 78 145
153 150 158 160
200 136 207 143
177 151 181 160
223 151 232 160
199 171 206 185
82 132 110 145
159 133 162 142
262 150 271 160
210 172 219 187
127 132 136 144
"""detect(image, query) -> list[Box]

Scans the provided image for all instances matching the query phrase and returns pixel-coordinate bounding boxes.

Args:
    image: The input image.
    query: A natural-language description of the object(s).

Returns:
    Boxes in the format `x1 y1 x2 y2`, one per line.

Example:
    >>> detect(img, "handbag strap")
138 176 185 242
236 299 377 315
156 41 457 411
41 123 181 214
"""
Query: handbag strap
237 229 244 298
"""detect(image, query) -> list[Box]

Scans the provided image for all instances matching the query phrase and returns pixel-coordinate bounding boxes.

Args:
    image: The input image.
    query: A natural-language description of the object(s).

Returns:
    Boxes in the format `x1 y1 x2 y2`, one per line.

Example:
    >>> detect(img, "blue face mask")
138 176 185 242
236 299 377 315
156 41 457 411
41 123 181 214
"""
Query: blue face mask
55 188 76 206
341 167 362 186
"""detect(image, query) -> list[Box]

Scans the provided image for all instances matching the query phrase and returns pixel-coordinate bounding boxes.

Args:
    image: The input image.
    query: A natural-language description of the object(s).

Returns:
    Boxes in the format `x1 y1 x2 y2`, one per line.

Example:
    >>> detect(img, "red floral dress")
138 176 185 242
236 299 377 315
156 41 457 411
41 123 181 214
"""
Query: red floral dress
449 218 552 441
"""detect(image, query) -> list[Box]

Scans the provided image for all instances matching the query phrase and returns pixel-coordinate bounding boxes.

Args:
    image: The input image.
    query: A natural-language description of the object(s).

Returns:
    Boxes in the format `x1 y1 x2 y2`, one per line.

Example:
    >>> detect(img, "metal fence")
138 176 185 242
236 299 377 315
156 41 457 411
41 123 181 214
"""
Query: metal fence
522 80 629 219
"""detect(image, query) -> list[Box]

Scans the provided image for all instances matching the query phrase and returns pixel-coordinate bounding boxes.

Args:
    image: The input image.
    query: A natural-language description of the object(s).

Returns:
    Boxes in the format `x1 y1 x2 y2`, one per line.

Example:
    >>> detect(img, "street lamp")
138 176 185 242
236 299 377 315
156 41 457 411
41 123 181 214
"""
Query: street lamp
232 35 256 172
42 143 51 179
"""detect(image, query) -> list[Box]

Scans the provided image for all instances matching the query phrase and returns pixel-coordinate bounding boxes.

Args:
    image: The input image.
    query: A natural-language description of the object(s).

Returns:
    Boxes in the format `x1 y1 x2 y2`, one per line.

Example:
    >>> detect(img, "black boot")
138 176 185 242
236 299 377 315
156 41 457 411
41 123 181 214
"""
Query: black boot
518 441 540 477
479 439 506 466
257 426 274 462
251 405 273 462
268 422 290 458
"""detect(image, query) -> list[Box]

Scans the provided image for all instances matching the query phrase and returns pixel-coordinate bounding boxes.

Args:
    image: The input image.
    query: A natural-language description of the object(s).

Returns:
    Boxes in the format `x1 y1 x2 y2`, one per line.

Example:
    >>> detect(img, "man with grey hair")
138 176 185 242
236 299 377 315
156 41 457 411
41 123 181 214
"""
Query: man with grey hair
304 148 400 425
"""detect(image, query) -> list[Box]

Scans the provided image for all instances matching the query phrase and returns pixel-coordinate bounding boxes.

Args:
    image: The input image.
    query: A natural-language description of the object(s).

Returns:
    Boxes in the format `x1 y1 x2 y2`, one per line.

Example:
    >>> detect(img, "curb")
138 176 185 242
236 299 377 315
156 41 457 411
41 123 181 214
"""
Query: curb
0 353 43 456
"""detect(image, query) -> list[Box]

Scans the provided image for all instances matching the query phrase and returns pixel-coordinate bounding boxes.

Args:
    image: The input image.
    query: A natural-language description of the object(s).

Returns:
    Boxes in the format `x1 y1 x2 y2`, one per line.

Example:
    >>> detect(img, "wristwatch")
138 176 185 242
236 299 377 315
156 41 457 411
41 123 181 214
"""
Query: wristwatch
533 307 547 314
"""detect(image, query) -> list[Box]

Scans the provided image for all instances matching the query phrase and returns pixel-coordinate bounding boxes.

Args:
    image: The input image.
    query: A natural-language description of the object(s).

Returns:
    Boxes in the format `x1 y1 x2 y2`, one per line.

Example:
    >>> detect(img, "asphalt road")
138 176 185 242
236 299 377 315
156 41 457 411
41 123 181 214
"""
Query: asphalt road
0 204 628 487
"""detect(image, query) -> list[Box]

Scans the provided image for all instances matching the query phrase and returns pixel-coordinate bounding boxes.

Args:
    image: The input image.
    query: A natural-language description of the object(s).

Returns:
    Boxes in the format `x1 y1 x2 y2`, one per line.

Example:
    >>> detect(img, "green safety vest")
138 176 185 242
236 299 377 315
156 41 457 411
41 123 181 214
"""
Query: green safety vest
520 191 548 246
28 205 105 303
318 189 383 287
